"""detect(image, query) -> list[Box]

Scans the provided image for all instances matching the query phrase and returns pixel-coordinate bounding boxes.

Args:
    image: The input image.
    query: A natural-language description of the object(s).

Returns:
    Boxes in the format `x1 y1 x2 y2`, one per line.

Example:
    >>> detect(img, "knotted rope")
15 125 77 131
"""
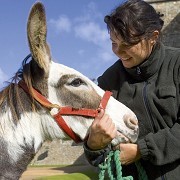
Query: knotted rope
98 150 148 180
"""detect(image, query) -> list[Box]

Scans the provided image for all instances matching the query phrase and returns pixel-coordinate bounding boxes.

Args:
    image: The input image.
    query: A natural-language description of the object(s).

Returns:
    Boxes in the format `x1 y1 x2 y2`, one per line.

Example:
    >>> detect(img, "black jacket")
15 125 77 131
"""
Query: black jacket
84 43 180 180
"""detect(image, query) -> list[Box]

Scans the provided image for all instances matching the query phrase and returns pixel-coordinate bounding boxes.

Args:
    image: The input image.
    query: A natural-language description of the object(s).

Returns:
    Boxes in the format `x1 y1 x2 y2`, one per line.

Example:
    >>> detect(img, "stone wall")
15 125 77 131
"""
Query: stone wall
31 140 88 165
146 0 180 47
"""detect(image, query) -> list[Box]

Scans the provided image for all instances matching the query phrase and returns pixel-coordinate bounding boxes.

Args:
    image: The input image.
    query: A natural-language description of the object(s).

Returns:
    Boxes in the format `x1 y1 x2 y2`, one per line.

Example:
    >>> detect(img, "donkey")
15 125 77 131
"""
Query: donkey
0 2 139 179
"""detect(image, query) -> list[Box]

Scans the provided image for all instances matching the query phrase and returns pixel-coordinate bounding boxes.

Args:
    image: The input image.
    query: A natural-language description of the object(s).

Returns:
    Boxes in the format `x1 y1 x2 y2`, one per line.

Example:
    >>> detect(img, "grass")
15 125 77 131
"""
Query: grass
28 164 69 168
35 170 98 180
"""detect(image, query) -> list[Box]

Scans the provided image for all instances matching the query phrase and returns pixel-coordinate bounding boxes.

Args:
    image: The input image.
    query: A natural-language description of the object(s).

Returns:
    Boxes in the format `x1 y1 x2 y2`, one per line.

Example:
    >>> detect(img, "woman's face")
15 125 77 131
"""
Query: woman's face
110 31 155 68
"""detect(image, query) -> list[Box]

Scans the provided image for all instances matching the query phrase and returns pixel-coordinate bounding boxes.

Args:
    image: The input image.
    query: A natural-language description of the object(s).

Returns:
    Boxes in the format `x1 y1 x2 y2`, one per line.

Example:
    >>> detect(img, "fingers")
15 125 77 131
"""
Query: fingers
112 144 127 165
107 120 117 139
92 109 107 127
96 108 105 120
118 143 141 165
92 109 116 138
87 109 117 150
113 144 120 151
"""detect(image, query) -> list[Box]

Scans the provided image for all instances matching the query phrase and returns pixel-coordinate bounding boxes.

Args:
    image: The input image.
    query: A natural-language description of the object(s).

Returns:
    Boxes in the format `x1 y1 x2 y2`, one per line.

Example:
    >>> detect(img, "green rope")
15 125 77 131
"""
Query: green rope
98 150 148 180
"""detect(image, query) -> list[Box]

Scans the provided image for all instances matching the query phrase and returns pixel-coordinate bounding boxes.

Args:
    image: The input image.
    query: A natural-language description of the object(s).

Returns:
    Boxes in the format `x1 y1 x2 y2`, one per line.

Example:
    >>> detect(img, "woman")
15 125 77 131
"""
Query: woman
83 0 180 179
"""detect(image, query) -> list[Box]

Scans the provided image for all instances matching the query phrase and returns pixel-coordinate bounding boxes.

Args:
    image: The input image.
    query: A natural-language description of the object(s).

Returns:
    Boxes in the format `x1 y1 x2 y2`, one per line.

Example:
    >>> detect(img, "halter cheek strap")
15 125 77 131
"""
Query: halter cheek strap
53 91 112 143
18 80 112 143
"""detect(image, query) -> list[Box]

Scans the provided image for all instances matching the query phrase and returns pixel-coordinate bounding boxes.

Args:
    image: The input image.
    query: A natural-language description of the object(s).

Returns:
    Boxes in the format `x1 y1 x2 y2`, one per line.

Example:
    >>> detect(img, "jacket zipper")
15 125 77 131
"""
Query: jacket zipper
136 67 154 131
142 81 155 132
136 67 141 75
143 81 166 180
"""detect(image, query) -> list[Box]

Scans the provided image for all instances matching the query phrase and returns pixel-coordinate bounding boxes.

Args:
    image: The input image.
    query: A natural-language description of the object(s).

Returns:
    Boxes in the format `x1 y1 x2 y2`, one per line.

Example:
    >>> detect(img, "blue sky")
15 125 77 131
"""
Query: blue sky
0 0 125 88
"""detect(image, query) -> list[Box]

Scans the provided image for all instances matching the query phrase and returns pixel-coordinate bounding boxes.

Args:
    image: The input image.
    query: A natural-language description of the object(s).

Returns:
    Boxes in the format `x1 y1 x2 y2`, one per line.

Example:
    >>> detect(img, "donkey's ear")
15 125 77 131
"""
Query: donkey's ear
27 2 51 74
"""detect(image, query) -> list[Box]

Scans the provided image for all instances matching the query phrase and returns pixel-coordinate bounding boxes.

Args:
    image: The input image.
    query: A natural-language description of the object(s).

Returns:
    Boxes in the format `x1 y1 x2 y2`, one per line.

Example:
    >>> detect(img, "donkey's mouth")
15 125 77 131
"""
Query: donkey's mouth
111 128 139 147
111 131 130 146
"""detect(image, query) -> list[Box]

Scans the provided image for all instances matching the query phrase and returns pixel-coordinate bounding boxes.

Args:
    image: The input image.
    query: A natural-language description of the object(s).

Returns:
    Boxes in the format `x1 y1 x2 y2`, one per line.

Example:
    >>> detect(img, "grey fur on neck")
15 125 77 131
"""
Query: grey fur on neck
0 138 36 179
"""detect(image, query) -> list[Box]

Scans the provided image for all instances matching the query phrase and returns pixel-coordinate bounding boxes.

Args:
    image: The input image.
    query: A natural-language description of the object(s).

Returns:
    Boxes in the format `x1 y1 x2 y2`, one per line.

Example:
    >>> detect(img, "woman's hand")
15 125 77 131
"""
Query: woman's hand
115 143 141 165
87 109 117 150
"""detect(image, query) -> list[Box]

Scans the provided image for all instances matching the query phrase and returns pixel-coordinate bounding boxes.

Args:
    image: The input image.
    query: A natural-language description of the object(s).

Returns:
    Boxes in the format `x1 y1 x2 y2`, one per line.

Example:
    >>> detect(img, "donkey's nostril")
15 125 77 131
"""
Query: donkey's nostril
123 115 138 130
129 118 138 126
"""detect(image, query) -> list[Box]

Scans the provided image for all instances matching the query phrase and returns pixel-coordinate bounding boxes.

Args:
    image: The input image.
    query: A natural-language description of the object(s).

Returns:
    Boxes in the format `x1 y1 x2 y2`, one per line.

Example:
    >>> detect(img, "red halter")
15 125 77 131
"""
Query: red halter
18 80 112 143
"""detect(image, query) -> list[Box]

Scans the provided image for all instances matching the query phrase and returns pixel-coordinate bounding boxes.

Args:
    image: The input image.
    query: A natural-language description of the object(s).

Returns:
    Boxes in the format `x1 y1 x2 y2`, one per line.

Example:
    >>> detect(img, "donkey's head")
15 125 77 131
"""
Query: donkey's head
26 2 139 145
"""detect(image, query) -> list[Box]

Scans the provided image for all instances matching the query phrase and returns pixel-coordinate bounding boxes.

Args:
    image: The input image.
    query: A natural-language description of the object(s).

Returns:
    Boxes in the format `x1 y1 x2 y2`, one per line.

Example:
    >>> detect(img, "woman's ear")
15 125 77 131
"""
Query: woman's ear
150 30 160 45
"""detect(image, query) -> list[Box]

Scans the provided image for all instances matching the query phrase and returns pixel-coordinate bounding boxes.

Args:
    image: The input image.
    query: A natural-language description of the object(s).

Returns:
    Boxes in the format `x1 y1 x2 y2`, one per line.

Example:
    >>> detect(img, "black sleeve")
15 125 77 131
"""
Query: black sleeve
83 142 111 167
137 122 180 165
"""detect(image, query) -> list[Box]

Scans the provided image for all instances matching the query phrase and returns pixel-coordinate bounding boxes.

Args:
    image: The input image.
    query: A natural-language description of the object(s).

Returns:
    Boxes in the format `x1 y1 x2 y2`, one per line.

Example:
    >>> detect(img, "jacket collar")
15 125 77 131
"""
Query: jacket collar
124 42 165 82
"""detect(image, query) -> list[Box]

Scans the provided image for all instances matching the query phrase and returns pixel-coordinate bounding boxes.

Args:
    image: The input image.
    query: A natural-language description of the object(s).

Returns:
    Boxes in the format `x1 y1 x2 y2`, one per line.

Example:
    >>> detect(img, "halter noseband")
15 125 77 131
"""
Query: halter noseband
18 80 112 143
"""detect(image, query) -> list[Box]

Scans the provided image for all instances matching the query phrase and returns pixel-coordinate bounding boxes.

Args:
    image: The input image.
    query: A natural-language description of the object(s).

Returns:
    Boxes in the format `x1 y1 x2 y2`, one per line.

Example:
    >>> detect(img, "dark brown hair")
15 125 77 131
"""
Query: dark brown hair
104 0 164 45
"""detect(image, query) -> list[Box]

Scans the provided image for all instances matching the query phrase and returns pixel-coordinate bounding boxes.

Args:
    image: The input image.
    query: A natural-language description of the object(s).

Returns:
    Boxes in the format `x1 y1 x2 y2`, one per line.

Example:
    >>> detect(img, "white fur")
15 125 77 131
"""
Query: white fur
0 108 68 162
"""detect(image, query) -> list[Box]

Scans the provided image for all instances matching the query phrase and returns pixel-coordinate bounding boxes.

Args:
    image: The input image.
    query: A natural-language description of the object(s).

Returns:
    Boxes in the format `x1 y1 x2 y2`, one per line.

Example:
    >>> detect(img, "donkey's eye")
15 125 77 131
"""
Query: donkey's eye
69 78 85 87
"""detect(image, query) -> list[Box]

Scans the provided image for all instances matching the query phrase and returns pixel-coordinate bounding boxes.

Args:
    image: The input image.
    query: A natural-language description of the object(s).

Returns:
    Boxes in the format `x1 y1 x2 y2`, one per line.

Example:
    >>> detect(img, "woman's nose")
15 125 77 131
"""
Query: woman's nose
113 48 126 58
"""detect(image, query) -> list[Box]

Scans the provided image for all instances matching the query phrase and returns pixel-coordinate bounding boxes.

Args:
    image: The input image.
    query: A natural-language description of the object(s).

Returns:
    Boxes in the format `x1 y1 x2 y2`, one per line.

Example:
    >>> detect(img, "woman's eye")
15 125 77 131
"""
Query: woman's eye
122 43 132 48
112 42 117 47
69 78 85 87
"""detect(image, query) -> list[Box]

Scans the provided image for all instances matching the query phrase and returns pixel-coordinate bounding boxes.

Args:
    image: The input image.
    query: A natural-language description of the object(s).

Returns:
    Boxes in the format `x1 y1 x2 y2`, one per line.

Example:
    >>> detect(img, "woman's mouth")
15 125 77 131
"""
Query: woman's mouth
121 57 132 61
